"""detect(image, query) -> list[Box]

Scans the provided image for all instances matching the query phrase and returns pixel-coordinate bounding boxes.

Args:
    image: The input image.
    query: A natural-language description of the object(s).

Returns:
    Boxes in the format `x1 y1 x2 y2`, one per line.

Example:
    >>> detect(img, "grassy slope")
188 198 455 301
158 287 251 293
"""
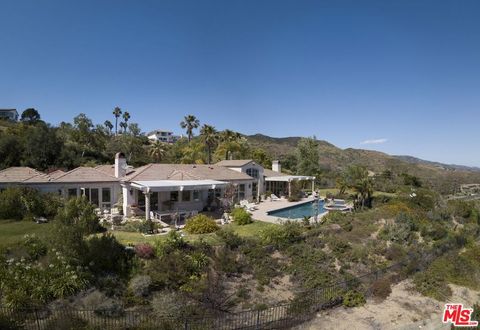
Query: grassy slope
0 220 53 247
105 220 278 246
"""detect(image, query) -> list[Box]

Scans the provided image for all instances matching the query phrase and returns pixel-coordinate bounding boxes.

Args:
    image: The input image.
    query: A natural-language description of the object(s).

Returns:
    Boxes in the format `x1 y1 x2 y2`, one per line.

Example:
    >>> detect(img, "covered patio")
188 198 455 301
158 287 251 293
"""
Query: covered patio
265 175 316 198
128 179 229 220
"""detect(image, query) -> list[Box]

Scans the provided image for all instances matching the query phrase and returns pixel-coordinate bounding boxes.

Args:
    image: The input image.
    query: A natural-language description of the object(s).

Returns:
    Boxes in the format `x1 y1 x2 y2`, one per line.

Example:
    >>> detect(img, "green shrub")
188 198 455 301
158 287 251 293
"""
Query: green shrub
413 271 452 300
55 197 101 235
128 275 152 297
216 228 243 249
22 234 47 260
184 214 219 234
83 234 132 277
260 221 303 249
342 290 366 307
0 187 60 220
231 208 253 225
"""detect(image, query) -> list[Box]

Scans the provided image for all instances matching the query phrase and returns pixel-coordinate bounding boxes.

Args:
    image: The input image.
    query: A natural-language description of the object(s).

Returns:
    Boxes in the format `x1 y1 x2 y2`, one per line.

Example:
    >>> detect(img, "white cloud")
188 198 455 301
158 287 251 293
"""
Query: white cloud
360 138 388 145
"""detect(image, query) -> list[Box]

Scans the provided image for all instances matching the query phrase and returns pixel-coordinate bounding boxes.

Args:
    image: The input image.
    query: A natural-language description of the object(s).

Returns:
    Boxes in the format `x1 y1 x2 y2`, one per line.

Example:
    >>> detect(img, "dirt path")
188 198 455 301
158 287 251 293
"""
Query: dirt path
300 280 479 330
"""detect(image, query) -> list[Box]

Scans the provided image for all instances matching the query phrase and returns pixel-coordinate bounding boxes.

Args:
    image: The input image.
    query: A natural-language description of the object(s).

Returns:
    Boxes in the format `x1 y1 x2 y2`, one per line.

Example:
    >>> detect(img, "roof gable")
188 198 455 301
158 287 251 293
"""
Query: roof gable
215 159 254 167
0 167 45 183
53 167 118 183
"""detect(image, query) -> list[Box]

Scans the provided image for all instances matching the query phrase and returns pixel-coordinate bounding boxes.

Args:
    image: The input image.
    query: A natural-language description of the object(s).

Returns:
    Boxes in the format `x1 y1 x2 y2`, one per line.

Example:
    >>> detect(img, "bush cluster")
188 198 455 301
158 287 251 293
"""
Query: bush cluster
135 243 155 259
184 214 219 234
231 208 253 225
0 187 62 220
342 290 366 307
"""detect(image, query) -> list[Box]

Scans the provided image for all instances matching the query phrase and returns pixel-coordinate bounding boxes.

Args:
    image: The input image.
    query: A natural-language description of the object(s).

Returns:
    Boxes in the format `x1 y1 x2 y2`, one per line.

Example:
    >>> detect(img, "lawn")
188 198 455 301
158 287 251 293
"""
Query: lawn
110 220 278 246
0 220 53 247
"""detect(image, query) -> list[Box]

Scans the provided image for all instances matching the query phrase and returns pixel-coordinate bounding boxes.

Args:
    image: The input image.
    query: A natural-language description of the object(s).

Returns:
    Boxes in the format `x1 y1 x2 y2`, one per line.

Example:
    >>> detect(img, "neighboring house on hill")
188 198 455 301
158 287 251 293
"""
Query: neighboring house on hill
147 130 180 143
0 109 19 121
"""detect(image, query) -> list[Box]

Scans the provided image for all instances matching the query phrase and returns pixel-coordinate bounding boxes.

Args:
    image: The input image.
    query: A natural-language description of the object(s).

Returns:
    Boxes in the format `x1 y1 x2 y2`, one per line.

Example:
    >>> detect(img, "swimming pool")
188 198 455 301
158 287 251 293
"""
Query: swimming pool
267 200 327 219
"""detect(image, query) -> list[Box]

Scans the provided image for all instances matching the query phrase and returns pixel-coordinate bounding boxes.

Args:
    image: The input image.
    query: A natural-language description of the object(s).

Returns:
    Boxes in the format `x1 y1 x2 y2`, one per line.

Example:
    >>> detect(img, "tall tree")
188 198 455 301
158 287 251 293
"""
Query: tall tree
20 108 41 124
342 165 373 209
295 137 320 176
122 111 131 133
180 115 200 142
112 107 122 136
217 130 242 160
200 124 218 164
119 122 128 134
104 120 113 135
148 141 168 163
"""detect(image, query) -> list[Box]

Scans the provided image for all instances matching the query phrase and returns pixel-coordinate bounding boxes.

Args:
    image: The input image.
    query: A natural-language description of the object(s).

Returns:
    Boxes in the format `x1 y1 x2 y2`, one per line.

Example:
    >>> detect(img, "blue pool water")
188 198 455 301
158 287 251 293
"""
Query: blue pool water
267 200 327 219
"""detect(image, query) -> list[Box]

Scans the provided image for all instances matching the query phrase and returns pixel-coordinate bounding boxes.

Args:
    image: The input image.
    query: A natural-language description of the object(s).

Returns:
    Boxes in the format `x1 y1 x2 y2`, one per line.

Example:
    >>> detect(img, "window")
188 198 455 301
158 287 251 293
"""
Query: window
246 168 259 178
193 190 200 201
102 188 111 209
215 188 222 198
90 188 99 206
170 191 179 202
182 190 191 202
238 184 245 200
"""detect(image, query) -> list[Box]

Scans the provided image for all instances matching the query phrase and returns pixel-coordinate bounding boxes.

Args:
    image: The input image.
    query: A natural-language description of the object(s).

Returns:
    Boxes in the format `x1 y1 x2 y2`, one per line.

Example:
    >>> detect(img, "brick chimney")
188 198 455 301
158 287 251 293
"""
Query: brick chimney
115 152 127 178
272 160 281 173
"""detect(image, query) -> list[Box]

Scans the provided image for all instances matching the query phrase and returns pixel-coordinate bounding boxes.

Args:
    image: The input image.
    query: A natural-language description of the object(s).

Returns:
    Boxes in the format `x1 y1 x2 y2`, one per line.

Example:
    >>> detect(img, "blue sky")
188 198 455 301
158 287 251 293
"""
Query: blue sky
1 0 479 166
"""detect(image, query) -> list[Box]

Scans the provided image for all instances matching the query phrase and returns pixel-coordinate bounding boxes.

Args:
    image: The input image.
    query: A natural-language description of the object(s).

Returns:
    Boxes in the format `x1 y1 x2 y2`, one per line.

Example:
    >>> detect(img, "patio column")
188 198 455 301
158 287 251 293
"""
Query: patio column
311 179 315 193
144 191 151 221
288 180 292 198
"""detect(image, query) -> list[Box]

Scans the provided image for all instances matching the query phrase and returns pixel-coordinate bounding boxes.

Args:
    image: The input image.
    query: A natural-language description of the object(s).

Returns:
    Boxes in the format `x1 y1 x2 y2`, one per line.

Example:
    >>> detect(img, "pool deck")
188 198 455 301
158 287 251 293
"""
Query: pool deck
250 196 328 224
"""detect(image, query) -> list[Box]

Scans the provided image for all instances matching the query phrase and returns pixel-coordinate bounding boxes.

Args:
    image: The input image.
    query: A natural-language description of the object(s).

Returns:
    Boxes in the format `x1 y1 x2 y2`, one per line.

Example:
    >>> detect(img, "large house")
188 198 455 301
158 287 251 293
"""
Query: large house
0 109 19 121
147 130 180 143
0 154 315 220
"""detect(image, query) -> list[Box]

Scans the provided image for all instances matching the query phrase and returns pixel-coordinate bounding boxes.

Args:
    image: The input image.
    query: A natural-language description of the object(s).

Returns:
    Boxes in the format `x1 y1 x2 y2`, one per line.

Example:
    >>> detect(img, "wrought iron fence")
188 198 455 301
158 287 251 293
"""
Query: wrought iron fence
0 259 408 330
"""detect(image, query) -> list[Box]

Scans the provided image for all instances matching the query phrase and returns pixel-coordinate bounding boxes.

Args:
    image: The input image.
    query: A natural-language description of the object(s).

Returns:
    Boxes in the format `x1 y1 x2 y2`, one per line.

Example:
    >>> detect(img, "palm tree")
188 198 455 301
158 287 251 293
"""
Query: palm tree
122 111 131 133
218 129 242 160
180 115 200 142
343 165 373 209
112 107 122 136
200 124 218 164
149 141 168 163
119 122 128 134
181 141 205 164
104 120 113 135
336 176 348 195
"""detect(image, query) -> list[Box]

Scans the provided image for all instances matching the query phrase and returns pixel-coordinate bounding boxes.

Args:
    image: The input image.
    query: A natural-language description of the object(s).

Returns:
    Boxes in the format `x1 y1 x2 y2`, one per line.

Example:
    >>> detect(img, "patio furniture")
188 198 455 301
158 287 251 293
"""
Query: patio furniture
270 194 280 201
34 216 48 224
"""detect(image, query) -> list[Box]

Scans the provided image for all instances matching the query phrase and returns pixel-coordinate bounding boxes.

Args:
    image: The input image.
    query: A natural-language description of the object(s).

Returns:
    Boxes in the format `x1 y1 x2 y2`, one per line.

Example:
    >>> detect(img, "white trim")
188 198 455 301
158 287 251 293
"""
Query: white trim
131 180 229 192
265 175 315 182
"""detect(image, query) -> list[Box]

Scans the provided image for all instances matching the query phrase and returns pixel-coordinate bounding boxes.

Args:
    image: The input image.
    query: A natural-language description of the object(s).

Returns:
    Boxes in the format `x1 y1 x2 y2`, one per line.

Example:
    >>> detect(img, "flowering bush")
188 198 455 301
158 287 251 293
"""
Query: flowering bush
22 234 47 260
0 248 89 308
134 243 155 259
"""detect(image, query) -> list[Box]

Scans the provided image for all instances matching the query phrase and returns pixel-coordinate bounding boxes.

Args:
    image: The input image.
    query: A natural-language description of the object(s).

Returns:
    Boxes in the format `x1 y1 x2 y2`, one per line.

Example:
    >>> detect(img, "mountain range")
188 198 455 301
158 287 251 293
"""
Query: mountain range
246 134 480 193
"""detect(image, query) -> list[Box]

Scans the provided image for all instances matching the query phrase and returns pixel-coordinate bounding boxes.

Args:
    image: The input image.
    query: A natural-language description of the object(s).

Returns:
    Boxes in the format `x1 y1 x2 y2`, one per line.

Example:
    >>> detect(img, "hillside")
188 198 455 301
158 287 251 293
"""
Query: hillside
246 134 480 192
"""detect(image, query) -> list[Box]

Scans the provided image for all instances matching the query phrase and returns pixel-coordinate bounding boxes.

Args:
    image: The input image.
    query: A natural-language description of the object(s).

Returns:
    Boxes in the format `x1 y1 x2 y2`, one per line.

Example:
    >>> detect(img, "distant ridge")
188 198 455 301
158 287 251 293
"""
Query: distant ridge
245 133 480 192
393 155 480 173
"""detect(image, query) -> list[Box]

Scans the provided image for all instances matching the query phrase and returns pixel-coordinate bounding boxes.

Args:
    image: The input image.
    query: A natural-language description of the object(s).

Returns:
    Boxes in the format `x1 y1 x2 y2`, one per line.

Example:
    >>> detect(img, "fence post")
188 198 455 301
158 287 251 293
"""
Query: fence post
255 309 261 330
184 317 189 330
34 308 41 330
